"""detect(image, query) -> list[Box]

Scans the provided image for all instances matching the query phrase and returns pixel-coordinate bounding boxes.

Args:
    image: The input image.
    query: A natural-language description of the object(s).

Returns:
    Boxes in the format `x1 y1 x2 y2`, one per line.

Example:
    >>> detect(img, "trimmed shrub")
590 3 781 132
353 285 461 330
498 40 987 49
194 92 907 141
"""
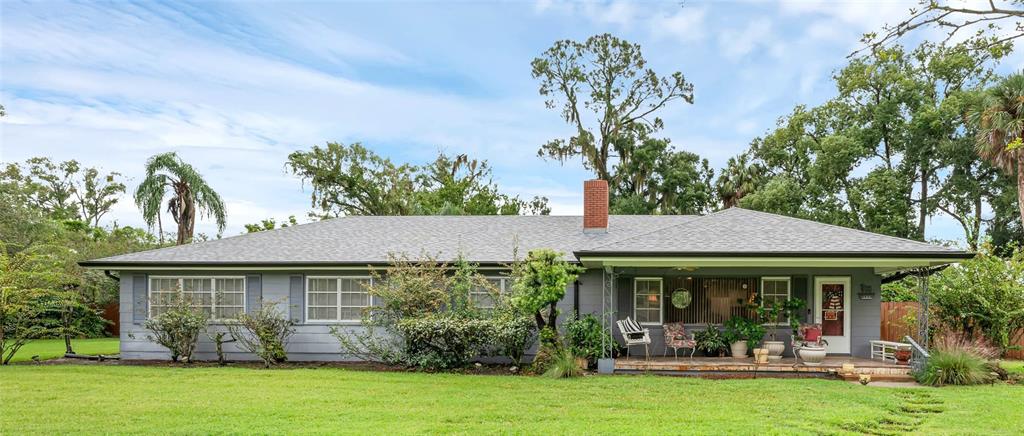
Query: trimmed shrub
143 296 208 363
564 314 612 366
396 315 493 370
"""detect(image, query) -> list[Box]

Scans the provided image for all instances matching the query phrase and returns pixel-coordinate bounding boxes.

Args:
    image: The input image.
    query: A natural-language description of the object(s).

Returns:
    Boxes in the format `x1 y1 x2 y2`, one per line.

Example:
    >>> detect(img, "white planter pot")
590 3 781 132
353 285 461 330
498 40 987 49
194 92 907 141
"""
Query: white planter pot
764 341 785 361
730 341 748 359
800 346 827 366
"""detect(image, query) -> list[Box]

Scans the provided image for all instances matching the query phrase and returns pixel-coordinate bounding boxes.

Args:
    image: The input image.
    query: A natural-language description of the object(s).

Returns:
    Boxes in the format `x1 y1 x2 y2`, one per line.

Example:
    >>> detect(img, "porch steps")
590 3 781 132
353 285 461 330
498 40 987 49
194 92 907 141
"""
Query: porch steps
613 357 914 381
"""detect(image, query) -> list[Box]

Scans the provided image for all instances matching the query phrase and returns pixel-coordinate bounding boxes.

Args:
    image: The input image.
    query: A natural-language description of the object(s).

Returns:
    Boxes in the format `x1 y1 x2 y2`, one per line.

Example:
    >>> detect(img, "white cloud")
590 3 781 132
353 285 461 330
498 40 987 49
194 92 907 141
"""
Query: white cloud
778 0 913 31
649 6 708 44
717 17 775 60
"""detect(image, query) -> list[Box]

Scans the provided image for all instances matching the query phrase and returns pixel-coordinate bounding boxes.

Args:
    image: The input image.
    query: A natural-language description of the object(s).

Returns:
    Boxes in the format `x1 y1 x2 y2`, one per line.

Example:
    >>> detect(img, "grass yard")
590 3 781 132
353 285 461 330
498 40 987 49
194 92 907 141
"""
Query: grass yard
1 365 1021 435
4 337 120 363
1001 360 1024 375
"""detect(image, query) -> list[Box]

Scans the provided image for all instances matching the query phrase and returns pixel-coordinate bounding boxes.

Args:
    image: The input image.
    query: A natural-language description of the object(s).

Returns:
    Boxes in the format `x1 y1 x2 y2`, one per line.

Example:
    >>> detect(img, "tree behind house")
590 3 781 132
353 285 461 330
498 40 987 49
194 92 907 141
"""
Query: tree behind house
134 152 226 245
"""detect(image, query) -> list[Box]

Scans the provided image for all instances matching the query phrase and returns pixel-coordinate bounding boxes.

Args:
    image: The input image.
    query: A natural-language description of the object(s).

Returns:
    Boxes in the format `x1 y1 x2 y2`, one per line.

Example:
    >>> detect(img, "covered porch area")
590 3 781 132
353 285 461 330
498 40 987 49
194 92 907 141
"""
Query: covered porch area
579 253 960 376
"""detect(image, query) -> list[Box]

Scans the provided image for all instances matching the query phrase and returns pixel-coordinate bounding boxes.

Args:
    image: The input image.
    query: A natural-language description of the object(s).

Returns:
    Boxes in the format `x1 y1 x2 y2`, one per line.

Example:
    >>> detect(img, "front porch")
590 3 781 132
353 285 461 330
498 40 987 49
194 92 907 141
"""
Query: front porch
613 356 913 381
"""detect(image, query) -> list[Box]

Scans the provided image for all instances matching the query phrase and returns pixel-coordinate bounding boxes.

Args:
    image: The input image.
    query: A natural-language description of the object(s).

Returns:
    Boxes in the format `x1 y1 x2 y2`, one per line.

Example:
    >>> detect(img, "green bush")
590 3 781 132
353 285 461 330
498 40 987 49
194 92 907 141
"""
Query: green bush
915 349 996 386
226 300 295 368
396 315 493 370
564 314 612 365
930 245 1024 354
543 347 583 379
488 312 536 364
143 296 208 363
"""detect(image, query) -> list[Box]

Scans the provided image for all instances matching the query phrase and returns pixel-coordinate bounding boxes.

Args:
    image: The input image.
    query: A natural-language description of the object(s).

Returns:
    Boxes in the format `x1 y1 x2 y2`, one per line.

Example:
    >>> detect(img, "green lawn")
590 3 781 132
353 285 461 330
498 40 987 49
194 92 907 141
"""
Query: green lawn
1001 360 1024 375
5 338 119 363
1 365 1020 435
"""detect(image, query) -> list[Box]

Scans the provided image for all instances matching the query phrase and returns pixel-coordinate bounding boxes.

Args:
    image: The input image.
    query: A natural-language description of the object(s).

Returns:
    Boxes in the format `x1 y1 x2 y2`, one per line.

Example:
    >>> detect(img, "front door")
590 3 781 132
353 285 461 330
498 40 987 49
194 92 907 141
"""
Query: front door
813 277 851 354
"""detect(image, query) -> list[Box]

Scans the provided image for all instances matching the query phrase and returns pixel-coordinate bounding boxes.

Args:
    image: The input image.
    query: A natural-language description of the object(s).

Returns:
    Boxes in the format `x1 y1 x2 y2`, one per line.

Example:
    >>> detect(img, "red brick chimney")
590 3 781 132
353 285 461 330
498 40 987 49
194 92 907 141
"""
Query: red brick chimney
583 179 609 233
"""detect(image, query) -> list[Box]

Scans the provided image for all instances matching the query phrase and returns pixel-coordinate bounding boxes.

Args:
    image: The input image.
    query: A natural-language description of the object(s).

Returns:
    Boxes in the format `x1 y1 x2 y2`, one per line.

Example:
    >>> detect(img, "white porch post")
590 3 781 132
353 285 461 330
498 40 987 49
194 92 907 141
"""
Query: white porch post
598 266 618 374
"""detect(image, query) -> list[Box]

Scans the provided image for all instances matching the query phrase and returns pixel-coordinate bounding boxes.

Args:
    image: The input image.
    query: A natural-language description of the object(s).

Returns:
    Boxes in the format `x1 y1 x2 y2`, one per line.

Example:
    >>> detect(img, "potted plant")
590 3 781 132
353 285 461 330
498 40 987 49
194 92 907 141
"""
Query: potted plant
799 340 828 366
894 347 911 365
724 316 765 359
756 305 786 361
793 324 828 366
693 324 727 357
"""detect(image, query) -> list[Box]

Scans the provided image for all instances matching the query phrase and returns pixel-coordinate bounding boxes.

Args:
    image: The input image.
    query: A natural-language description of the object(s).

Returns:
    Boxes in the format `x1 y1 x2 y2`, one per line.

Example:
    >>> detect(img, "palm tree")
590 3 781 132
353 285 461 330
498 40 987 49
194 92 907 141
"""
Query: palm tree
715 153 763 208
970 73 1024 227
134 152 226 245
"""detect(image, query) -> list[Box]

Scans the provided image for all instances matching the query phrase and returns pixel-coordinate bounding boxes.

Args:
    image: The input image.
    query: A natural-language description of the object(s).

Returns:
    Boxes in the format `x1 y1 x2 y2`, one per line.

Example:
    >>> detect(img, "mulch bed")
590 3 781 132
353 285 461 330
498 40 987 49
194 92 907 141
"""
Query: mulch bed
24 356 533 376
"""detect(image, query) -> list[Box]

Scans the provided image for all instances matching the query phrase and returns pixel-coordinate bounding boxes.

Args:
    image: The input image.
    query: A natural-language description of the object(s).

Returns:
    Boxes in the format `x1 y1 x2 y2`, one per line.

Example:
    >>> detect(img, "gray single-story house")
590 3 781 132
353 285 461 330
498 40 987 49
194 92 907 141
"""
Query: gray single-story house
81 180 970 362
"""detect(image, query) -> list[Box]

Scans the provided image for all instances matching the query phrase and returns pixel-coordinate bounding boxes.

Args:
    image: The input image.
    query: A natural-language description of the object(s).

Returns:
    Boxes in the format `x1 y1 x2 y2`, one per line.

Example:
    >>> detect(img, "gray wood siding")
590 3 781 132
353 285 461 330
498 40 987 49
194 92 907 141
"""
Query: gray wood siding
118 266 882 361
608 267 882 358
119 271 368 361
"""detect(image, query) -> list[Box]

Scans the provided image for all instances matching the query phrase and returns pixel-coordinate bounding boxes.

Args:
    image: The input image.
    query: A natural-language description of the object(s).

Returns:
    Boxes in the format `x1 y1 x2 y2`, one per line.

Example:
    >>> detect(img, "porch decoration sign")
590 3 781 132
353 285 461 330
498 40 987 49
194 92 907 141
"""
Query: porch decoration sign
821 284 845 336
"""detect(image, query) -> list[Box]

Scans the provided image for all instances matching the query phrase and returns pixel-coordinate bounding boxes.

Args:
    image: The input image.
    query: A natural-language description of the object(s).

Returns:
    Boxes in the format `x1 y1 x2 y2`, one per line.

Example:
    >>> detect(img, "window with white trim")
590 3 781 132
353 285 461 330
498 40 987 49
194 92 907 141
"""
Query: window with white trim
148 277 245 320
760 277 791 323
306 277 372 322
634 278 663 324
470 278 506 309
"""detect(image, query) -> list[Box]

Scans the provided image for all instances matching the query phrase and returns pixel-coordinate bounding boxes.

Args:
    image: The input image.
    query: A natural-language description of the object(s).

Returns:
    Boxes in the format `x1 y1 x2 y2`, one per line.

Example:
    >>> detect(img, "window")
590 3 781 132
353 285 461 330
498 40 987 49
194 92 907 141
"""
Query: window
148 277 245 320
306 277 372 322
761 277 791 324
470 278 505 309
634 278 663 324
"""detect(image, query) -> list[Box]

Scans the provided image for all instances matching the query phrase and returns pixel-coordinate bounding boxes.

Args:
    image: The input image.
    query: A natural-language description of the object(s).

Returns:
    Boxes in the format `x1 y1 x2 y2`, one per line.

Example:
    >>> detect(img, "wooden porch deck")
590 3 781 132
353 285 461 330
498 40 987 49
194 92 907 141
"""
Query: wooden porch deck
613 356 913 381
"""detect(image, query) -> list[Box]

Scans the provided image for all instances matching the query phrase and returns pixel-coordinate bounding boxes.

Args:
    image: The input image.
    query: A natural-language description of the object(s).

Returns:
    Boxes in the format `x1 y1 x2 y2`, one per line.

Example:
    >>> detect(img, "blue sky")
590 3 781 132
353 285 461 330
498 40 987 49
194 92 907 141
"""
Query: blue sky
1 0 1018 243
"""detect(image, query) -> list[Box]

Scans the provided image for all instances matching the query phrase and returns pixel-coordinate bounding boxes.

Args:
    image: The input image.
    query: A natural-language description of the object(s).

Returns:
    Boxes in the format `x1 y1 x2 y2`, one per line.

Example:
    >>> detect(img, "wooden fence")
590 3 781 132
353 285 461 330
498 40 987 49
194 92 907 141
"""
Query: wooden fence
880 302 919 342
880 301 1024 359
101 302 119 337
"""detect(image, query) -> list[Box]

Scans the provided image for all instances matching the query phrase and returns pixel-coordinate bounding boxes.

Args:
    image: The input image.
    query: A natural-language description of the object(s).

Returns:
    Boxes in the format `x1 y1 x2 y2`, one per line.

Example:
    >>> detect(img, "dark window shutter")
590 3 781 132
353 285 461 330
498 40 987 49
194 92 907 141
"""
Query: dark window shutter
792 276 810 323
289 275 304 323
133 274 149 324
246 274 262 313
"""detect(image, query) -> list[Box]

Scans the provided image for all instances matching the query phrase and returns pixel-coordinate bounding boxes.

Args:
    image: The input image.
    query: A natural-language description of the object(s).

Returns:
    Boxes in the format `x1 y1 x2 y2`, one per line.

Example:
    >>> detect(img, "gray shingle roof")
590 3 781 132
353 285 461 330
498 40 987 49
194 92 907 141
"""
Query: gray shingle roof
577 207 967 257
83 215 698 266
82 208 968 267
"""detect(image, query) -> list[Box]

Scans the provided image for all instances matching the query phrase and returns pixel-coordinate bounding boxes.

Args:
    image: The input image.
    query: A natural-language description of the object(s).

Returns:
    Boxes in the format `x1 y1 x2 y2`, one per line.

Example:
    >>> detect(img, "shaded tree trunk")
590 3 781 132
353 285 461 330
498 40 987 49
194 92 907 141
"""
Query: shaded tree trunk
1018 158 1024 227
919 167 928 240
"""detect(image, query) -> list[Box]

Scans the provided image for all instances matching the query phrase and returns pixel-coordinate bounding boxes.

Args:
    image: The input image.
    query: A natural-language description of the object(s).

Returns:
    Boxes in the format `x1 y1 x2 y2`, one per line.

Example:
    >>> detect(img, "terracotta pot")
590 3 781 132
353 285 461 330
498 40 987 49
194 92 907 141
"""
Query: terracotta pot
575 357 588 370
894 349 911 365
800 346 827 366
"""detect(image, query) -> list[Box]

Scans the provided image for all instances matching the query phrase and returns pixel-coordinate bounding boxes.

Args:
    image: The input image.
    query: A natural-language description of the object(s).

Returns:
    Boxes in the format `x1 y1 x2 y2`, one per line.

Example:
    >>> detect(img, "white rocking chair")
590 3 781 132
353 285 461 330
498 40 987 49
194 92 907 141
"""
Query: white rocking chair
616 317 651 359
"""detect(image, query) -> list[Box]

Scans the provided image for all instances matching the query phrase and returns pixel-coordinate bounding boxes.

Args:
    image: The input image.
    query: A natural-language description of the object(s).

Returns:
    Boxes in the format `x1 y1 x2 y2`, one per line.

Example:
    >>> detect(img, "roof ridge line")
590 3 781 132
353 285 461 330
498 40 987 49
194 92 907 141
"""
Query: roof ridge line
735 208 961 251
583 210 724 252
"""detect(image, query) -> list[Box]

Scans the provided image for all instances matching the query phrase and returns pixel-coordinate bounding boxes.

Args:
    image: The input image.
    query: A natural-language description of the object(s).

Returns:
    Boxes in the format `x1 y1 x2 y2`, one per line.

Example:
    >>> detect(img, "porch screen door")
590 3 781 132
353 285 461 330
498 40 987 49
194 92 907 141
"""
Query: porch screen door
813 277 851 354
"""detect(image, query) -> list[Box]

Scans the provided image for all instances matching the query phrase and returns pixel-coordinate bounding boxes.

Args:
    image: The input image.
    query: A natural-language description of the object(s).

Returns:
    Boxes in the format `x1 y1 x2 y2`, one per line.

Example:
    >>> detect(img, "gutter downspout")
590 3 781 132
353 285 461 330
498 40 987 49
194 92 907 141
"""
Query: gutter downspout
573 280 580 319
104 270 120 282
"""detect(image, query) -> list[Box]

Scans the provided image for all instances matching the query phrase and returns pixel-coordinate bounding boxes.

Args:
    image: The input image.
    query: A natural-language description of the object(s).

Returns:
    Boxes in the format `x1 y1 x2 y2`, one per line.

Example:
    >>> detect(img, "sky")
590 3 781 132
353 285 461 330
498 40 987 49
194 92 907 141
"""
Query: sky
1 0 1020 243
